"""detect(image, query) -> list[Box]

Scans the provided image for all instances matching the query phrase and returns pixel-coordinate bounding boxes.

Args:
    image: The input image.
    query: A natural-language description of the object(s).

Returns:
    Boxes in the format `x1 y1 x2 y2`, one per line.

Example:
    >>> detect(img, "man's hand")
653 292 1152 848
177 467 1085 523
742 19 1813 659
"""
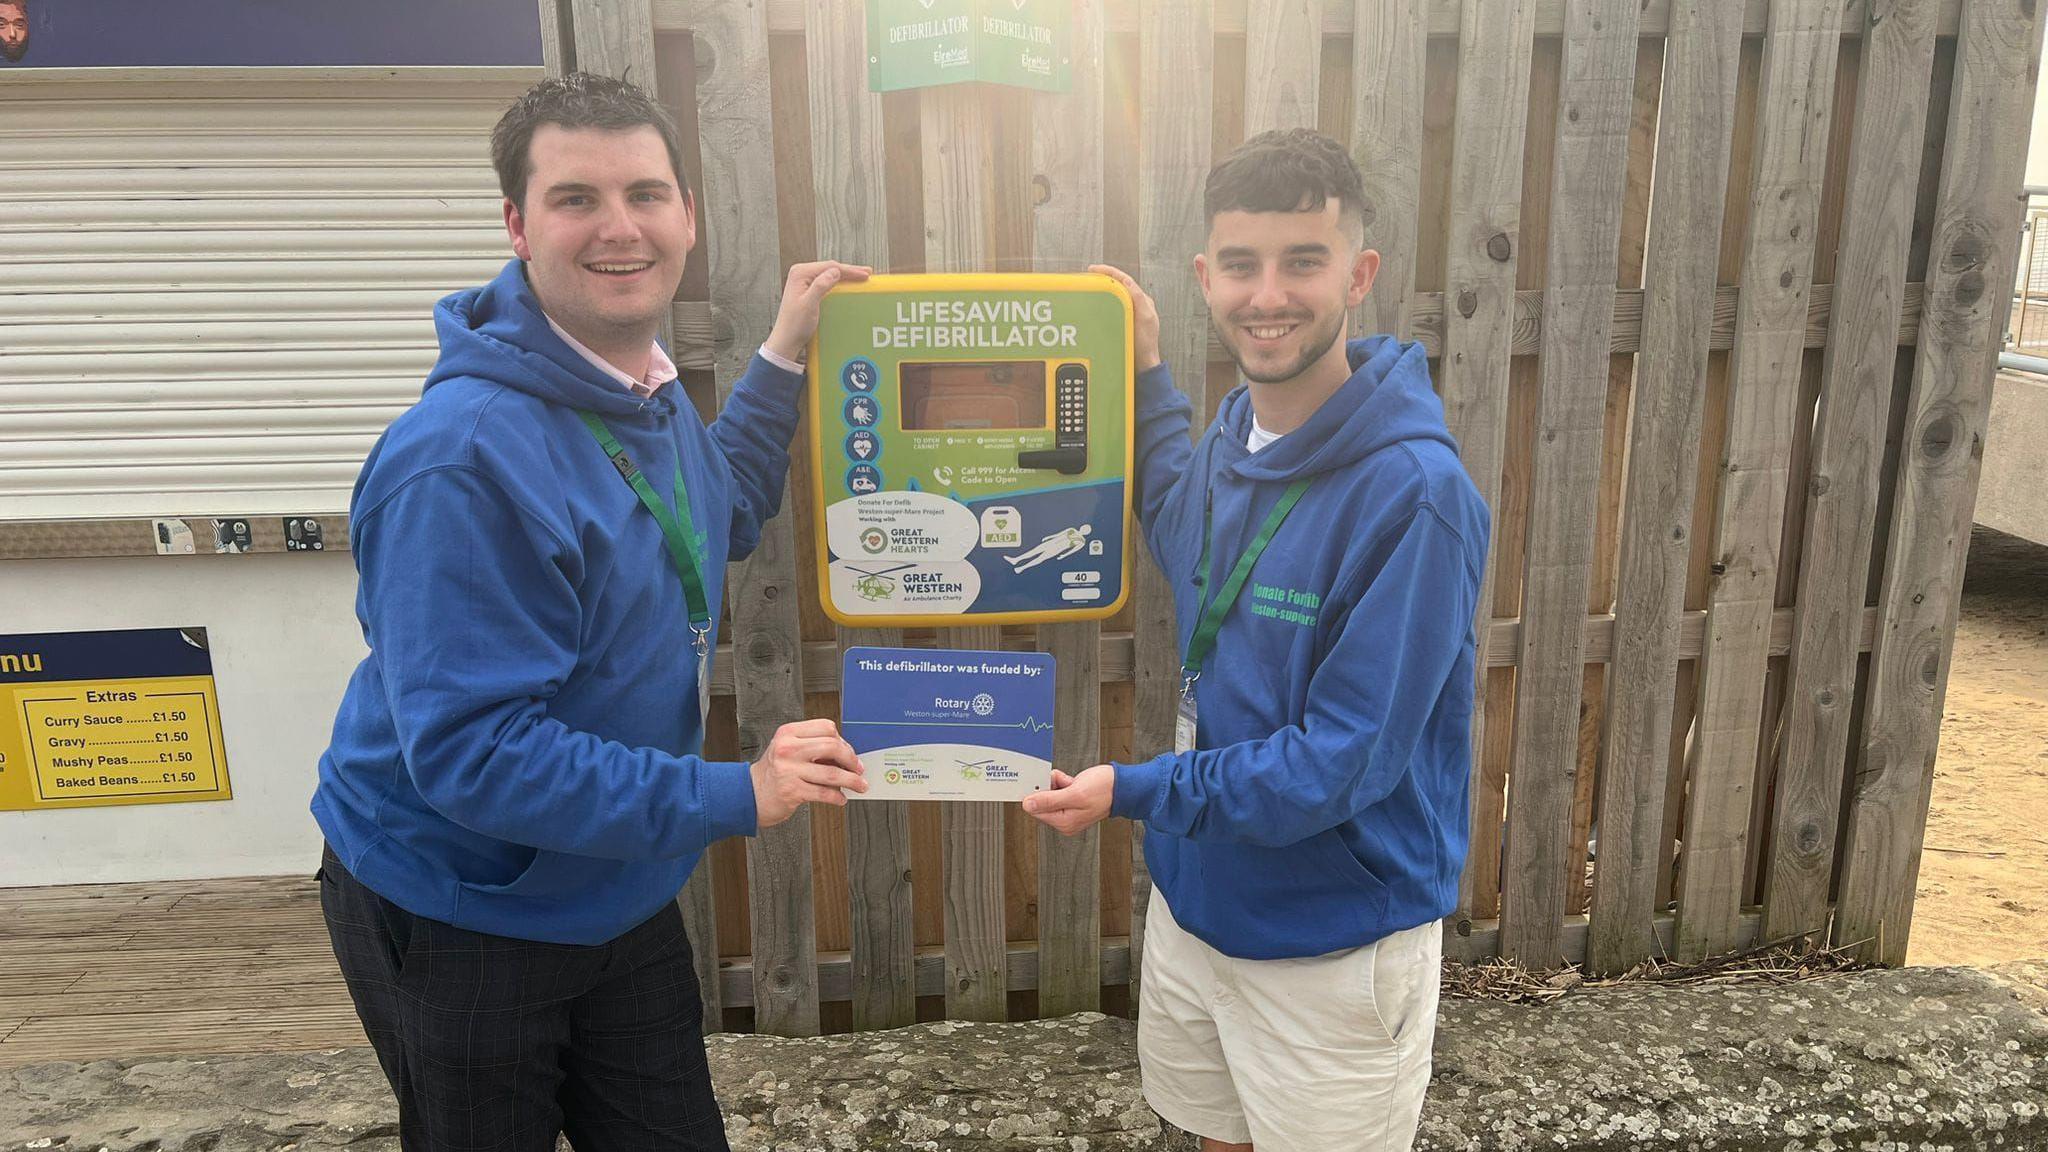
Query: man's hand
1089 265 1161 371
763 260 873 364
1022 765 1115 836
750 718 866 830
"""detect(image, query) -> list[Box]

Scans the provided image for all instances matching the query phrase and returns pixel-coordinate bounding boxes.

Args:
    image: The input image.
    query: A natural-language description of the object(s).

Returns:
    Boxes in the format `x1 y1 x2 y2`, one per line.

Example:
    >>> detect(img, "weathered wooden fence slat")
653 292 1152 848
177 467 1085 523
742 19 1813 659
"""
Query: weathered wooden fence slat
1028 0 1109 1019
1129 0 1216 1009
1837 0 2048 966
681 0 823 1038
1245 0 1324 136
1440 0 1539 934
1679 0 1846 972
796 0 917 1036
1596 0 1747 969
1350 0 1427 343
1589 0 1749 975
1765 0 1942 950
1499 0 1642 968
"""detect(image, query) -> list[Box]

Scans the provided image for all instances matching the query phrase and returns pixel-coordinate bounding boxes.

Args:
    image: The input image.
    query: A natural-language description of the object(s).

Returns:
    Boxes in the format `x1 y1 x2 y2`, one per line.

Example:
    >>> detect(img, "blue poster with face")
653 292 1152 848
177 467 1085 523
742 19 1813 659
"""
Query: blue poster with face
840 646 1054 801
0 0 539 68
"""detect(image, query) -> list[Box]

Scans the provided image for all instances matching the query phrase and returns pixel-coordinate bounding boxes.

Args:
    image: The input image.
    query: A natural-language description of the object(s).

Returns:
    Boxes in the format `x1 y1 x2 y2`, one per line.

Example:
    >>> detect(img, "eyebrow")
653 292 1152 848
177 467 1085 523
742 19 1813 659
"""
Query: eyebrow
541 178 677 198
1215 242 1334 260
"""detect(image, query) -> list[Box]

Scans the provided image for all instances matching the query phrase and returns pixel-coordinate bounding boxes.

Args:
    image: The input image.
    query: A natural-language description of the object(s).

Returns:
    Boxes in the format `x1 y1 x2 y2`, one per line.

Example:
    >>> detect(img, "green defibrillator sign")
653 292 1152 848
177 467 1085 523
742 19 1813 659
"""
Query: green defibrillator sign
866 0 1071 93
807 273 1134 627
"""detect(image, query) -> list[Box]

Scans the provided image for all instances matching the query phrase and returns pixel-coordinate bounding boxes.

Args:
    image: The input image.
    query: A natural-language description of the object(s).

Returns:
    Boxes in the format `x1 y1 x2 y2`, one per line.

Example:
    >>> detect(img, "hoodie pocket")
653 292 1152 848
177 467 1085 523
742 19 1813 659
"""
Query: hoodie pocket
456 847 599 905
1305 828 1391 925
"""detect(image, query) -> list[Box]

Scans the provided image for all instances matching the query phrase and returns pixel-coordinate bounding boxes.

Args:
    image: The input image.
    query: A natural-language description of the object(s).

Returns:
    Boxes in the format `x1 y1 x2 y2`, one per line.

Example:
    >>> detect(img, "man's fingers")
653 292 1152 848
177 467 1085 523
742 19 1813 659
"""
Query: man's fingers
776 718 839 740
1050 769 1076 789
1088 263 1133 288
795 762 868 794
776 738 861 777
799 784 848 807
803 266 843 296
1024 788 1078 815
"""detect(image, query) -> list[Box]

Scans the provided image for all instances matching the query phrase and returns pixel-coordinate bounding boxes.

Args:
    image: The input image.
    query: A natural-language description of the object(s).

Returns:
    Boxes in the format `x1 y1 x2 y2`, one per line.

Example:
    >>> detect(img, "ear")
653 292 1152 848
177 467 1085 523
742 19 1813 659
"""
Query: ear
1348 247 1381 309
680 187 699 255
1193 252 1212 304
504 197 532 262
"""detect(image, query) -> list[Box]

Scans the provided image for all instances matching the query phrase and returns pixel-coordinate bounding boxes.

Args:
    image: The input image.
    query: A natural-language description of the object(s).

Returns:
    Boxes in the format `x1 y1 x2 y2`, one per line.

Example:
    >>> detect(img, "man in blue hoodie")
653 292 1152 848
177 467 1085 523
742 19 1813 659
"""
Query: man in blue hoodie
310 74 868 1151
1026 129 1490 1150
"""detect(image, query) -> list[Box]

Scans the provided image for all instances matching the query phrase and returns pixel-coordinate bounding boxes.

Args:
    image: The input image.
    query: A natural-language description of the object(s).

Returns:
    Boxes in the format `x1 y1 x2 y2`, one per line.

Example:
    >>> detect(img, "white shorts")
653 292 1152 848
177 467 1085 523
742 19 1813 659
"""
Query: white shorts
1137 887 1441 1150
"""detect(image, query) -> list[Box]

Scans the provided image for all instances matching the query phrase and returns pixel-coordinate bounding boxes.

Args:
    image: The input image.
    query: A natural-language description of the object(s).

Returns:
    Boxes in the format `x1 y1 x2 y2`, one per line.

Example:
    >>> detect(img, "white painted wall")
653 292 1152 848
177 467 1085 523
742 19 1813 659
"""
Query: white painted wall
0 554 364 887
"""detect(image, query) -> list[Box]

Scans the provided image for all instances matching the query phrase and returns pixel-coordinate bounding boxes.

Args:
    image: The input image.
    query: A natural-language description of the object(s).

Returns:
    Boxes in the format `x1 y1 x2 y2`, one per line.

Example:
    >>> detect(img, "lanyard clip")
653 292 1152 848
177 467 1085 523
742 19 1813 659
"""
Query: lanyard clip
690 621 710 658
1179 668 1200 700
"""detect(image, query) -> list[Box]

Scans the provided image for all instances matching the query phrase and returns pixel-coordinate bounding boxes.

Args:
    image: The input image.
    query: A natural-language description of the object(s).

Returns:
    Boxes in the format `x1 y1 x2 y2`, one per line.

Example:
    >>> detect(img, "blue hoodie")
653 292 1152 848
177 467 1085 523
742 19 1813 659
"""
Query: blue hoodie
311 259 787 945
1111 336 1490 961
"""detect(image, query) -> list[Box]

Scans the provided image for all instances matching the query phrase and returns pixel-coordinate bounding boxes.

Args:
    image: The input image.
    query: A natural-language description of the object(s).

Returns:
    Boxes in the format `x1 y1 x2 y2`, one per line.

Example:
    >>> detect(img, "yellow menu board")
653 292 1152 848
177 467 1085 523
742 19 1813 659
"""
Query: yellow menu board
0 628 232 811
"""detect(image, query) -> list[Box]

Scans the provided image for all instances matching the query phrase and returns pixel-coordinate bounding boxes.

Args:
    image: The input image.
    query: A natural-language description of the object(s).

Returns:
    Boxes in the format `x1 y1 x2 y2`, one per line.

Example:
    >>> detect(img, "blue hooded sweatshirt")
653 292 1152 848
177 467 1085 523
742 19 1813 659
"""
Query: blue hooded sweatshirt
310 259 785 945
1111 336 1490 961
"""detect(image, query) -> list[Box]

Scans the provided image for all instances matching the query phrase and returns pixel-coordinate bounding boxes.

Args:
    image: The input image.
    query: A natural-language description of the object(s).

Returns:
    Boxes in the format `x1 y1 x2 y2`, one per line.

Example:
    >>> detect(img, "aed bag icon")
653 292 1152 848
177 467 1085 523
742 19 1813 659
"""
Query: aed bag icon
806 273 1134 627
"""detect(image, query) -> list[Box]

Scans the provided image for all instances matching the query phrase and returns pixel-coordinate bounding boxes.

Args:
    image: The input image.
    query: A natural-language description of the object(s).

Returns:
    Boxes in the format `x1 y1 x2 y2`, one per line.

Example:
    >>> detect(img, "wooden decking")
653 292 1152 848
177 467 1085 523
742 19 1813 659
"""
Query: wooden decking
0 875 365 1068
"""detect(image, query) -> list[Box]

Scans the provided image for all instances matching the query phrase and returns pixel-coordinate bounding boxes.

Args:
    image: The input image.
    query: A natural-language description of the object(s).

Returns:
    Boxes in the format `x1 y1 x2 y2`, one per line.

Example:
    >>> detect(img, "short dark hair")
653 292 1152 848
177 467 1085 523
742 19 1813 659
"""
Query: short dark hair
491 72 688 209
1204 128 1367 243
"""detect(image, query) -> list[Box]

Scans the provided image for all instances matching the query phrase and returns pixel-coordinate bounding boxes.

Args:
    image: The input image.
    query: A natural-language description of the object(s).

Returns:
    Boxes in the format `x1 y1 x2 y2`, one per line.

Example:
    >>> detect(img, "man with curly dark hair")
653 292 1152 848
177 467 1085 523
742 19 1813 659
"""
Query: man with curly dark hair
1031 128 1489 1152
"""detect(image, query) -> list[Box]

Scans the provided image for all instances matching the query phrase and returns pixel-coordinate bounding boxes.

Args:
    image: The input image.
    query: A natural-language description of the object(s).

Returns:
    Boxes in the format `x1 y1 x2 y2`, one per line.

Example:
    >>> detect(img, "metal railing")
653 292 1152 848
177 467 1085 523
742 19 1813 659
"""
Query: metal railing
2010 187 2048 352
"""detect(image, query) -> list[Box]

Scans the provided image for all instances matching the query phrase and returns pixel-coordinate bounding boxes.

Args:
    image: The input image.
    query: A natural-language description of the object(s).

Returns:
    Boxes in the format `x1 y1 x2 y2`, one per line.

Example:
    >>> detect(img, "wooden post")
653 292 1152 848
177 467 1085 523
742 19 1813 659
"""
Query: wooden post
537 0 572 75
920 83 1010 1023
685 0 820 1037
802 0 916 1032
1664 0 1844 967
1350 0 1426 342
1131 0 1215 1011
1243 0 1322 136
568 0 656 88
1588 0 1745 973
1767 0 1940 948
1031 0 1108 1019
1837 0 2048 965
1440 0 1537 939
556 0 728 1023
1498 0 1641 968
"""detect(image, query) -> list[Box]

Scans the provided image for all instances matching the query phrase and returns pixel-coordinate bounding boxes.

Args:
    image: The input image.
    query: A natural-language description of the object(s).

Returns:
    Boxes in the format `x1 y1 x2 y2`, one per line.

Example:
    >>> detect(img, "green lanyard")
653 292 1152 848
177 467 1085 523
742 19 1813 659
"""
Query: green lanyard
577 412 712 658
1182 478 1314 696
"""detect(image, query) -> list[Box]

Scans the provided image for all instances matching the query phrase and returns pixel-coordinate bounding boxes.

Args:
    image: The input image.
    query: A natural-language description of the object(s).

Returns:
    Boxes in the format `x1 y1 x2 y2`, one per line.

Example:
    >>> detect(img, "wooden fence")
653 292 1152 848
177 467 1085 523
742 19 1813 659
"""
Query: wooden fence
539 0 2046 1035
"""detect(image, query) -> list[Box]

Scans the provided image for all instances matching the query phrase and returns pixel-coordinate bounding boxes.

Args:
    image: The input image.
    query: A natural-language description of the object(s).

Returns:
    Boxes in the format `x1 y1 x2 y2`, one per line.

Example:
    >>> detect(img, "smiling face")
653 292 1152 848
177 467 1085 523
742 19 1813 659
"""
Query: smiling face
503 123 695 355
1195 199 1377 386
0 2 28 62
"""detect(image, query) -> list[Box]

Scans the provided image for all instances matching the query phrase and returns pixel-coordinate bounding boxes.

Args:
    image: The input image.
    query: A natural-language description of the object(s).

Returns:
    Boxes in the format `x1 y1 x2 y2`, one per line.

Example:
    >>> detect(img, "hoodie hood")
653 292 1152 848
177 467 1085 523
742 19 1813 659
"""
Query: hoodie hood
424 258 668 419
1213 335 1455 482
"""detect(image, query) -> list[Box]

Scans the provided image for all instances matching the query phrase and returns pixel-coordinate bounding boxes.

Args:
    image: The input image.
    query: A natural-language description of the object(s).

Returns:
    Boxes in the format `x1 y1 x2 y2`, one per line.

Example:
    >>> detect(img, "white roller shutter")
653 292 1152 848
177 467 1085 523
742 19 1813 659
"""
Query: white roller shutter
0 68 542 522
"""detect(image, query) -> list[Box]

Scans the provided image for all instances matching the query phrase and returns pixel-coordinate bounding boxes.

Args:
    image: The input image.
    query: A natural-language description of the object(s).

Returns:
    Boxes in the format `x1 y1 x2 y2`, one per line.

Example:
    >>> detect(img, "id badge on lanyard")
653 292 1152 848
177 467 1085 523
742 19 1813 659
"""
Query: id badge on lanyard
695 626 712 735
1174 676 1199 755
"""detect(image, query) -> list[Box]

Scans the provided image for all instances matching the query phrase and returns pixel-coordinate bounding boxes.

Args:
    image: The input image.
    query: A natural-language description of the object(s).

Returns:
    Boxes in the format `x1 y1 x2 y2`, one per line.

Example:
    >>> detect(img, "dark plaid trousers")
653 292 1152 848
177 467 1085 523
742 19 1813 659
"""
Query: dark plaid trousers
318 845 730 1152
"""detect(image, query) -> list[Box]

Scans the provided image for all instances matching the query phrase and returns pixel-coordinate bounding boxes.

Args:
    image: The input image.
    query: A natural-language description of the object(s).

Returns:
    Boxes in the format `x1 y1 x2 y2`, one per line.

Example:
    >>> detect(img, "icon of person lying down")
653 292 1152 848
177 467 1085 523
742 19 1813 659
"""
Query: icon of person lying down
1007 524 1091 573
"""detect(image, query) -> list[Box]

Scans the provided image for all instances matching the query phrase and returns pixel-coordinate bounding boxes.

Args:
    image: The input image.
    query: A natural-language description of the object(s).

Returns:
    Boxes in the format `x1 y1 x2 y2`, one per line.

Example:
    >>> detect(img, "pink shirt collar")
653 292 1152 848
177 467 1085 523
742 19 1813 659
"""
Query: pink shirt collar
544 314 679 399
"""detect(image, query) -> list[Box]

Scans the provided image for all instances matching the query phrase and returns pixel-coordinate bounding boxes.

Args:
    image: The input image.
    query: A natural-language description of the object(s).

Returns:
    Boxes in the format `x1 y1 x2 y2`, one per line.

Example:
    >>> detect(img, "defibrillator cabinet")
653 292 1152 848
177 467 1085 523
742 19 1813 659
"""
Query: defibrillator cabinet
806 273 1134 627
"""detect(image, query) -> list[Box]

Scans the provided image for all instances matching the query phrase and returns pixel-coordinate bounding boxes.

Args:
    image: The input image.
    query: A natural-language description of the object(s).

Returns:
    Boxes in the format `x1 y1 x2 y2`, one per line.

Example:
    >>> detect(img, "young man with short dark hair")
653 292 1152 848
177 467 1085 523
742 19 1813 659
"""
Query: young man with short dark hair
1028 127 1490 1150
312 73 868 1151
